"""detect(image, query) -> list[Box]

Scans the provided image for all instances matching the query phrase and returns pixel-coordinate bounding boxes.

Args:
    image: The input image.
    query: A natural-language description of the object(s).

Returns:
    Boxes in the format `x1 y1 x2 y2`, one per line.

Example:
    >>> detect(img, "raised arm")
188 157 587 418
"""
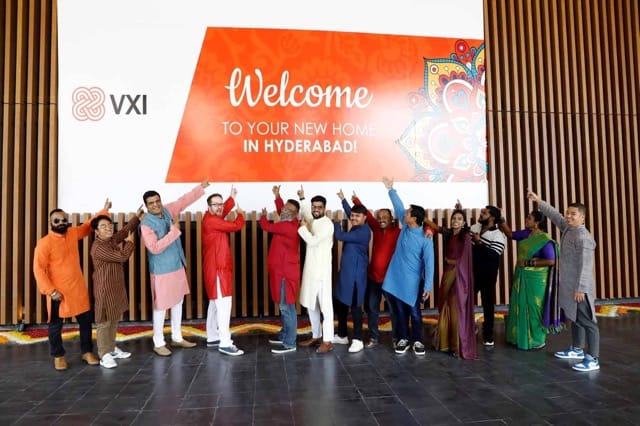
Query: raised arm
352 195 381 232
297 185 313 222
337 189 352 217
499 221 513 239
527 189 567 231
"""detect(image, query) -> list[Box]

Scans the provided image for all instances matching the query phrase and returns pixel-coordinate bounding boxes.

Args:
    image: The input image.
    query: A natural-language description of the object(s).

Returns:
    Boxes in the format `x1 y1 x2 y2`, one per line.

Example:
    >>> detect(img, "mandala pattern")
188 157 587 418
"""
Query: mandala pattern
396 40 487 182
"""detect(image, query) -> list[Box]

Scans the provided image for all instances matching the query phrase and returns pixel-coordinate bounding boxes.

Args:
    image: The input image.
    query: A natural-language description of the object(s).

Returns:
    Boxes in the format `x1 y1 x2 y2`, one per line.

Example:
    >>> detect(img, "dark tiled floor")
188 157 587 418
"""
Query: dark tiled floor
1 313 640 425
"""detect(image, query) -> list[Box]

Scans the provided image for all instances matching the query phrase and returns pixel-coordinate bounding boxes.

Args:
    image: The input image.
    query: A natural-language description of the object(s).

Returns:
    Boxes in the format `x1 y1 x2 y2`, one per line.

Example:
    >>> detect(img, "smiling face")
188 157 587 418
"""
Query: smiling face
565 206 585 227
525 212 538 230
311 202 325 219
450 212 466 230
145 195 163 217
350 211 366 227
377 209 392 229
95 218 114 240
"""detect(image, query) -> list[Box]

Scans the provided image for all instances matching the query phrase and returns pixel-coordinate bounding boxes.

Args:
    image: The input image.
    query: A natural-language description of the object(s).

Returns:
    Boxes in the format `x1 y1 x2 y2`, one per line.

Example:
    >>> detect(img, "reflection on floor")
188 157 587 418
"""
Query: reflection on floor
1 314 639 425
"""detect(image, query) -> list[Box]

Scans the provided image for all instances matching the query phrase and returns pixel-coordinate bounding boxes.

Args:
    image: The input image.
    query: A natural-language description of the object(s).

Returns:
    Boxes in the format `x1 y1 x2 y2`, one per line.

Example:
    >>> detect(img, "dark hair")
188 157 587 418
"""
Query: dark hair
49 208 64 218
377 208 392 218
143 190 160 205
286 199 300 212
409 204 425 226
451 209 471 232
91 214 112 230
207 193 223 204
486 205 501 222
351 205 368 215
444 209 471 244
311 195 326 207
530 210 548 232
568 202 587 215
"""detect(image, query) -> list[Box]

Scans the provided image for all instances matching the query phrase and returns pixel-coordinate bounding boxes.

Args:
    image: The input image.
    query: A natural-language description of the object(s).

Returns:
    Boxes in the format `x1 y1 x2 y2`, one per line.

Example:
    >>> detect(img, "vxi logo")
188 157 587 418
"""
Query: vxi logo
72 86 148 121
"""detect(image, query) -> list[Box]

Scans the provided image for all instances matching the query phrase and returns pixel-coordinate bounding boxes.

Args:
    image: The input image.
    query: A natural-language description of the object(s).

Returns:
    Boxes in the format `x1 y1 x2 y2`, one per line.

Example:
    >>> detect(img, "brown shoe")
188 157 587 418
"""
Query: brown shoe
299 337 322 347
316 342 334 353
153 345 172 356
81 352 100 365
54 356 68 371
170 339 196 348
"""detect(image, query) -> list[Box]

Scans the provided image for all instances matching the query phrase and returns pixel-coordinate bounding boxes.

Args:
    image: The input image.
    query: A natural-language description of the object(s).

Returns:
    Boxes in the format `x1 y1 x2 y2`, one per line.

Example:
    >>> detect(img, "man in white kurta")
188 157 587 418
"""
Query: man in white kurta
297 188 335 353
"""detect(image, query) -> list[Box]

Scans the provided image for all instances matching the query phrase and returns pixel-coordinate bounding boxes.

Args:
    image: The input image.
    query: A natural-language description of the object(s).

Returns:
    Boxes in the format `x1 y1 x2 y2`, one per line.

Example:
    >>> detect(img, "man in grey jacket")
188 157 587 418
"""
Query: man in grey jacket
527 189 600 372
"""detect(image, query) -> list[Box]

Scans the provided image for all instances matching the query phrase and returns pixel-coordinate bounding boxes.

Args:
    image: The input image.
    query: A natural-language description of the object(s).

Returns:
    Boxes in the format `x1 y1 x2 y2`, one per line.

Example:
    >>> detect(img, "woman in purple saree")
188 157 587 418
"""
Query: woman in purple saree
426 210 477 359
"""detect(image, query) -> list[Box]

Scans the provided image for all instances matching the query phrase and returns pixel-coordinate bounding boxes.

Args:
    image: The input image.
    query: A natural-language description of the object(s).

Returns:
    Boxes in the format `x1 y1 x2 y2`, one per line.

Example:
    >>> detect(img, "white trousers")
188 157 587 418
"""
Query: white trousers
307 281 334 342
206 276 233 347
152 300 184 348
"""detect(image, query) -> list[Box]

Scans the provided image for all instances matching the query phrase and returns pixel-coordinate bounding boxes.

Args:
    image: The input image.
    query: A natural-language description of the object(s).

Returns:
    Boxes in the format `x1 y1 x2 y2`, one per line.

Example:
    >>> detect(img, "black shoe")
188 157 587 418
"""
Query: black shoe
268 335 283 345
271 344 296 354
395 339 409 354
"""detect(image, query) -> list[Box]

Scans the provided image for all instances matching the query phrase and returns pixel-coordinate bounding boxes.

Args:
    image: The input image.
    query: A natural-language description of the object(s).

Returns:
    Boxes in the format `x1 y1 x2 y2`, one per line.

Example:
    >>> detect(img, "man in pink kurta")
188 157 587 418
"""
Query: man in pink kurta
141 181 209 356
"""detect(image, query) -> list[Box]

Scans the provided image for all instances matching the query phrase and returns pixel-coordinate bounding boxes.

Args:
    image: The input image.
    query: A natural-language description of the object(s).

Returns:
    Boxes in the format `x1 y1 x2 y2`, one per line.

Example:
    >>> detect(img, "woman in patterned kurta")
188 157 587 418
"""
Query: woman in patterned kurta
90 212 142 366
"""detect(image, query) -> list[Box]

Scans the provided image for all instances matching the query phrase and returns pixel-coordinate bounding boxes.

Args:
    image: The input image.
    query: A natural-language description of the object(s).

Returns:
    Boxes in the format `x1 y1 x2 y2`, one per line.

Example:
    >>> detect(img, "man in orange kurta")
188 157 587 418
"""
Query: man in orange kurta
33 200 110 370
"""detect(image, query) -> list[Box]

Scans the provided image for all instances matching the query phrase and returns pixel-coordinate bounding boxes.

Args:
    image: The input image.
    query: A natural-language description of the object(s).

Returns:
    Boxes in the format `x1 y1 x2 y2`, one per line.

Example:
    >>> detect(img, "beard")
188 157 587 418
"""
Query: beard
280 211 293 221
51 224 70 234
479 218 490 226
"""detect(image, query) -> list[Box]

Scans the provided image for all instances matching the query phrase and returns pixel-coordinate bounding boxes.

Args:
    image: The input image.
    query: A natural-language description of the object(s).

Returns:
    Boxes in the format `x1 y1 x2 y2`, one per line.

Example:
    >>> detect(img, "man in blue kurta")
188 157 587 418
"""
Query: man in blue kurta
332 195 371 353
381 177 434 355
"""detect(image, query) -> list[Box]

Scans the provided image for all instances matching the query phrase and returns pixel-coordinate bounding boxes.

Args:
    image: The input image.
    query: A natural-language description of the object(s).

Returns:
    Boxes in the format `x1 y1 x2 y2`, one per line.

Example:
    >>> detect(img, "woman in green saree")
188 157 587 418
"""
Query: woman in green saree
502 211 558 350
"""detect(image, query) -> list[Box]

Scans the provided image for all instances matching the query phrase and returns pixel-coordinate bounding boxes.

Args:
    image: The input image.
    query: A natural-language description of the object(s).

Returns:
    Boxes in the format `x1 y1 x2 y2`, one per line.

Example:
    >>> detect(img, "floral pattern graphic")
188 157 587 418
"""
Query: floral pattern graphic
396 40 486 182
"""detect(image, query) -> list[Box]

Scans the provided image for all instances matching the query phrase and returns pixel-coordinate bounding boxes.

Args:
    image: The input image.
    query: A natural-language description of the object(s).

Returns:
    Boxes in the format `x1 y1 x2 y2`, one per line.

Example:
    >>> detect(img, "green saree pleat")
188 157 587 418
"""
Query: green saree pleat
506 267 548 349
506 232 553 350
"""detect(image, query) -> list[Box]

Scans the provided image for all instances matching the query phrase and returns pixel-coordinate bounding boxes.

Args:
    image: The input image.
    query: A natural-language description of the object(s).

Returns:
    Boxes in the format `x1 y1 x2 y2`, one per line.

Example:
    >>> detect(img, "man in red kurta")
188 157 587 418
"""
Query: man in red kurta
351 193 400 347
259 185 301 354
202 186 246 356
33 200 110 370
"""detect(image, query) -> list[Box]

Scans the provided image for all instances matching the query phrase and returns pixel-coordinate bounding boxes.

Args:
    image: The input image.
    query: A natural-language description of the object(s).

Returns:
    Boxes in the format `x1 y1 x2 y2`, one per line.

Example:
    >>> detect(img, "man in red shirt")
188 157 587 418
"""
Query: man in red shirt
259 185 301 354
348 192 400 347
202 186 246 356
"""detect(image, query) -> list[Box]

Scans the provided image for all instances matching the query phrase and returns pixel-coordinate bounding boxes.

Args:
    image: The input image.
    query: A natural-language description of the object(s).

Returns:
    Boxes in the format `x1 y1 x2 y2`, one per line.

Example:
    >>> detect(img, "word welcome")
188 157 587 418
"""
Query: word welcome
225 68 373 108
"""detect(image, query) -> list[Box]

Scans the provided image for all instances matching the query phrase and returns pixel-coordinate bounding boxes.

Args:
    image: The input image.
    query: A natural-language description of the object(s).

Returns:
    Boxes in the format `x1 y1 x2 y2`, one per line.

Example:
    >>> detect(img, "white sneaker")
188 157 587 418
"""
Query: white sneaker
100 353 117 369
110 346 131 359
332 334 349 345
348 339 364 353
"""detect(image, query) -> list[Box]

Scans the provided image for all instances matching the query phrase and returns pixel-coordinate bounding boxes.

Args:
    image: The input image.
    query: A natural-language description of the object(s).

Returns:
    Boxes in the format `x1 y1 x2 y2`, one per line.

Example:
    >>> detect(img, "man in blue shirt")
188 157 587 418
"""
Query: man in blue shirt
381 177 435 355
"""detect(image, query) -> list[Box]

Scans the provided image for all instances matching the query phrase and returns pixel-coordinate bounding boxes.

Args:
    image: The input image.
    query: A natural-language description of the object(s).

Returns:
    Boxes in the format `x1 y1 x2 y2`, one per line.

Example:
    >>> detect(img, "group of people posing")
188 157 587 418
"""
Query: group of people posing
32 179 601 373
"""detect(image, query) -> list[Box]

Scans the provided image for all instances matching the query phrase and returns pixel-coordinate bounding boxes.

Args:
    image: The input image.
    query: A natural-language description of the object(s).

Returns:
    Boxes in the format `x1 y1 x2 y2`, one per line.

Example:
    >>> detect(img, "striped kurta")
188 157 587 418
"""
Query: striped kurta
90 217 140 323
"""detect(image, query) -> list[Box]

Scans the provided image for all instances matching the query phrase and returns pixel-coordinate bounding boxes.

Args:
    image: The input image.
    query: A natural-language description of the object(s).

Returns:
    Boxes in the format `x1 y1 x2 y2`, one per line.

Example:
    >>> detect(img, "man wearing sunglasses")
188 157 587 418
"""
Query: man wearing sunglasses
33 199 112 371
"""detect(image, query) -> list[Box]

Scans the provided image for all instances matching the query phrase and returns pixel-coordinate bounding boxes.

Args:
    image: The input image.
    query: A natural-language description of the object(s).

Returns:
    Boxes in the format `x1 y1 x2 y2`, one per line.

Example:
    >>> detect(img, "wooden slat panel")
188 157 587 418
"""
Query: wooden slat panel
1 0 640 325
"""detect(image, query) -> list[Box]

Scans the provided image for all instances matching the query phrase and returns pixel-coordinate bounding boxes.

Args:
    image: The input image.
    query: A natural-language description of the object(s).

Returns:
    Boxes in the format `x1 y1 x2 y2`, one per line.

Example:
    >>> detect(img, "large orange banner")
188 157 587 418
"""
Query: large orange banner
167 28 486 183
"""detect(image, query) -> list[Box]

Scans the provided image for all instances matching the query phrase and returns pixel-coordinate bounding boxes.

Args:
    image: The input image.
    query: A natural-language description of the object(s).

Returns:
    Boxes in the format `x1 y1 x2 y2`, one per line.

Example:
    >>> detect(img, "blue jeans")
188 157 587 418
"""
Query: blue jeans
365 280 383 340
383 290 399 341
278 280 297 348
390 288 423 343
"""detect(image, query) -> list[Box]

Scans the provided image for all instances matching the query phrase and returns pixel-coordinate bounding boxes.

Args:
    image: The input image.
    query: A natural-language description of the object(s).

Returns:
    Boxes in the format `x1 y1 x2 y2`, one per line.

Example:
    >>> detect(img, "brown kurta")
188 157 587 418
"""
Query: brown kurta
90 216 140 323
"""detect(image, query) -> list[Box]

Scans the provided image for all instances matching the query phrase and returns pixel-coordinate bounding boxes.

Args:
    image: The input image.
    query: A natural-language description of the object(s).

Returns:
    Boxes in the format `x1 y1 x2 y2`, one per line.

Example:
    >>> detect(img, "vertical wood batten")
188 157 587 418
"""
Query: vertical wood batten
1 1 640 324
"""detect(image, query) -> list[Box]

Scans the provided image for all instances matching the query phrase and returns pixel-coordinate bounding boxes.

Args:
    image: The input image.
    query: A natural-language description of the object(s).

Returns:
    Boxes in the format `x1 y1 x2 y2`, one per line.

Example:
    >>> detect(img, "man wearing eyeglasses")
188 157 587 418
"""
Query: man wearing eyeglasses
297 186 335 353
33 199 112 371
202 186 246 356
90 207 145 369
141 180 209 357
